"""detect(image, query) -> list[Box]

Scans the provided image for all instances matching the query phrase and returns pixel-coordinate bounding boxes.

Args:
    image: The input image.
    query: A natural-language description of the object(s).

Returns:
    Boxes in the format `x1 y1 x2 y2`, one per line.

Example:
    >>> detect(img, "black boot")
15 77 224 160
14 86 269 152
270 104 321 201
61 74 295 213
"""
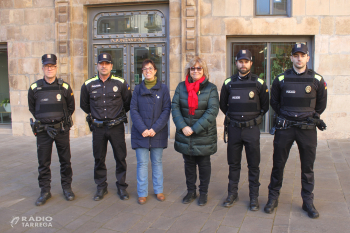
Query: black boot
223 193 238 208
250 197 259 211
198 193 208 206
63 189 75 201
264 199 278 214
302 202 319 219
182 192 197 204
35 192 52 206
117 188 129 200
93 188 108 201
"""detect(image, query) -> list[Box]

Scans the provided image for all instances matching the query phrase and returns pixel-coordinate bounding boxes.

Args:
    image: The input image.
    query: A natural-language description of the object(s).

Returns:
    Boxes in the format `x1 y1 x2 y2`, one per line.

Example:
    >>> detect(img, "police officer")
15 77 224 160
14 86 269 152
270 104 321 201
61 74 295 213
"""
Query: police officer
264 44 327 218
80 53 132 201
28 54 75 206
220 50 269 210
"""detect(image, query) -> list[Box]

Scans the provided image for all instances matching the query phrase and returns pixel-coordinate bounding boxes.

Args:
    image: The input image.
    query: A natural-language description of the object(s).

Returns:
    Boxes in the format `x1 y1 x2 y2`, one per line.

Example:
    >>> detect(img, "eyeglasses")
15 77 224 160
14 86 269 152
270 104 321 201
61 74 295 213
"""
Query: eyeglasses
190 67 203 71
142 67 154 72
44 65 57 70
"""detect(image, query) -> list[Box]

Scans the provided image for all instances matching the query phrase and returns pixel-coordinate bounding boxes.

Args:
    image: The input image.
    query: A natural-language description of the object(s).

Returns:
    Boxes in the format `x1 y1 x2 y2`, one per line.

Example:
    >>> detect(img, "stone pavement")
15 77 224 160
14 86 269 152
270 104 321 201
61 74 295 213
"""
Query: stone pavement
0 134 350 233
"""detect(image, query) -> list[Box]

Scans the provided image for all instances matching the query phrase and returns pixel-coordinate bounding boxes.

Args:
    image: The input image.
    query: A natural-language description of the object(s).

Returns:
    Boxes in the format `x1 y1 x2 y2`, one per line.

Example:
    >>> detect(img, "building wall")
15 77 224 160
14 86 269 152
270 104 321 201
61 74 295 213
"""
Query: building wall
0 0 56 136
194 0 350 139
1 0 349 139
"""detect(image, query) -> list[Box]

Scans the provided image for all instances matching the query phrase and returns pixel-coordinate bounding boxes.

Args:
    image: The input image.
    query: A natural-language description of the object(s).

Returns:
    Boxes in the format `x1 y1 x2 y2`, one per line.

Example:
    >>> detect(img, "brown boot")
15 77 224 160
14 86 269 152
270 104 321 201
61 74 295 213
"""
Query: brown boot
156 193 165 202
138 197 147 205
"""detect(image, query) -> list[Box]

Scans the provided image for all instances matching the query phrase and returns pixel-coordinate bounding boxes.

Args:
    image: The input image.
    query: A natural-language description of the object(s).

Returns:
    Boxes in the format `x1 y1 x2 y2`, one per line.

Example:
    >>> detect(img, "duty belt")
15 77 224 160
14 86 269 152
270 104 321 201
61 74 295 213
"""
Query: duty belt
230 115 263 128
275 117 316 130
91 115 127 129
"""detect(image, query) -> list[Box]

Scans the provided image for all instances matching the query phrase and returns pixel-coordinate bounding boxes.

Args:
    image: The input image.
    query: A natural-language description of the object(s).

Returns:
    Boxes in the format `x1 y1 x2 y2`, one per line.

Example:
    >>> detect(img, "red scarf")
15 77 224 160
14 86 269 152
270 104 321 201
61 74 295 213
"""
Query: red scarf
185 75 205 115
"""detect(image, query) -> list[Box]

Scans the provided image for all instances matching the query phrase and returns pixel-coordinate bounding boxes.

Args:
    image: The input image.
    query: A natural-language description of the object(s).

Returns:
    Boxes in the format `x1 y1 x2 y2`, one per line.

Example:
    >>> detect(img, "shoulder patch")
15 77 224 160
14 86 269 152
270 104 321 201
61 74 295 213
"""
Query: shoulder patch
257 78 264 85
278 75 285 81
30 83 37 90
314 74 322 81
85 76 99 85
224 78 230 85
111 75 125 83
62 83 69 90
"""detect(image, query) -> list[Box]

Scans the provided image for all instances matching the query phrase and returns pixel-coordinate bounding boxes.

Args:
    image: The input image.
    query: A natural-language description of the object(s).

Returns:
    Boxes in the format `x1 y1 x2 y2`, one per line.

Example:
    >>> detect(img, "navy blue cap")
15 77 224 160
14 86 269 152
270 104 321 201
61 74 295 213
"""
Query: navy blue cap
235 50 252 61
292 43 309 55
98 53 112 63
42 54 57 65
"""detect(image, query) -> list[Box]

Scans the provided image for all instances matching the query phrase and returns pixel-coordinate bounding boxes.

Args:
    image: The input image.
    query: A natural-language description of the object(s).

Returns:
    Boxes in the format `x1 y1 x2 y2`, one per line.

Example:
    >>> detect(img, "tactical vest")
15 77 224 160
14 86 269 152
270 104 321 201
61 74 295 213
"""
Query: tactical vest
31 79 67 123
228 76 261 116
280 70 317 113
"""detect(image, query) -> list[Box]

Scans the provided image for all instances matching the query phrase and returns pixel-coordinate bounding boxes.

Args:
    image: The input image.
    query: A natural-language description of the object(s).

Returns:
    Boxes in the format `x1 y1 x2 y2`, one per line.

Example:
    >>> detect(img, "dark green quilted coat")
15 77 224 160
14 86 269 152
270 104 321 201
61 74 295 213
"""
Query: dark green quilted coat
171 77 219 156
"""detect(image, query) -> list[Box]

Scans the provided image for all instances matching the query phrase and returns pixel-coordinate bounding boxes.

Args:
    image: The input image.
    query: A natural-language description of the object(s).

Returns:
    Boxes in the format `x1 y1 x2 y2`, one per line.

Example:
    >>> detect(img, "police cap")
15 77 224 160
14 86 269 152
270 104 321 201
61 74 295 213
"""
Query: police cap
42 54 57 65
235 50 253 61
292 43 309 55
98 53 112 63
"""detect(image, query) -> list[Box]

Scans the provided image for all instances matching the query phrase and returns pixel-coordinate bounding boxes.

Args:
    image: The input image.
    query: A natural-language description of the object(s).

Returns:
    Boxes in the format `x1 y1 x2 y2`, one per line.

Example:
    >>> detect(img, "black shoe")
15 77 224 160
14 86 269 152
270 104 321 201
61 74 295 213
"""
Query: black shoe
182 192 197 204
35 192 52 206
302 202 319 219
93 188 108 201
250 197 259 211
264 199 278 214
223 193 238 208
117 188 129 200
63 189 75 201
198 193 208 206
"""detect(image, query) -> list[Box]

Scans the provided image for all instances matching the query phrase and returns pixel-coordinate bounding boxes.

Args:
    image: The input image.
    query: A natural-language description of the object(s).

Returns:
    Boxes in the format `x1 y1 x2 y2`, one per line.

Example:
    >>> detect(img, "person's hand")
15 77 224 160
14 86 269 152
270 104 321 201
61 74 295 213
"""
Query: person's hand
149 129 156 137
182 126 193 136
142 129 150 137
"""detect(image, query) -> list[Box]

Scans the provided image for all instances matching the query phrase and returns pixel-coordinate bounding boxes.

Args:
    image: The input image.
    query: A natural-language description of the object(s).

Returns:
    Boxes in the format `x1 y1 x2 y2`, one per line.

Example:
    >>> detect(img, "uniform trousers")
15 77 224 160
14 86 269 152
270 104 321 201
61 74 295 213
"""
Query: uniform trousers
92 123 128 190
36 125 72 193
183 155 211 194
227 124 260 198
268 127 317 204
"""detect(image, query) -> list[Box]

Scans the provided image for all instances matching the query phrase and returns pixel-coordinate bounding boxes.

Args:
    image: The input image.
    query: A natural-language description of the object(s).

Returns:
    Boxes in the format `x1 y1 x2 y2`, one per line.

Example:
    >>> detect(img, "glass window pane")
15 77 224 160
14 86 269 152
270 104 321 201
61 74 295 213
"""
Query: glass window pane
256 0 270 15
97 48 124 78
273 0 287 15
97 13 163 35
232 43 267 132
0 49 11 123
134 47 162 85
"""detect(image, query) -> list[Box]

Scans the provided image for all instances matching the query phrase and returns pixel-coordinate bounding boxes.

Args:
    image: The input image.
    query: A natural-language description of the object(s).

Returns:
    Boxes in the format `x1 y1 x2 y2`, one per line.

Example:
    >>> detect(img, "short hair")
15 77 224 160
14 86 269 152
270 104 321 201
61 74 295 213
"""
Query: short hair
141 59 157 70
184 56 209 79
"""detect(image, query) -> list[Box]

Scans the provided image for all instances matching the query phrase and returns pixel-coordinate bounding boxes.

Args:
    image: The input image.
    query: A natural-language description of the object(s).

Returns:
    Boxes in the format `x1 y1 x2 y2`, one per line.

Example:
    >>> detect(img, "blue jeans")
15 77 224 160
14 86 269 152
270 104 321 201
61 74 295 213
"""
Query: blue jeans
136 148 164 197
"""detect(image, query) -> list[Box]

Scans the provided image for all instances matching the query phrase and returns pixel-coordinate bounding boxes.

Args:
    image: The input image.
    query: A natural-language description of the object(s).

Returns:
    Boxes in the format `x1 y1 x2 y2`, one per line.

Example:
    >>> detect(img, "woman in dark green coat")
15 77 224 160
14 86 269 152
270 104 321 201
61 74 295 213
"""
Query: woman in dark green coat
171 56 219 206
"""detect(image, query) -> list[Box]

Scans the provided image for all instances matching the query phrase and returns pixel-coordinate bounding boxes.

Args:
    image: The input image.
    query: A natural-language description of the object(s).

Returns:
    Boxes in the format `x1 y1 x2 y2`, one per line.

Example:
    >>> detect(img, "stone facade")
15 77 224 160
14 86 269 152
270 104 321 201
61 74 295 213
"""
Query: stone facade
0 0 349 139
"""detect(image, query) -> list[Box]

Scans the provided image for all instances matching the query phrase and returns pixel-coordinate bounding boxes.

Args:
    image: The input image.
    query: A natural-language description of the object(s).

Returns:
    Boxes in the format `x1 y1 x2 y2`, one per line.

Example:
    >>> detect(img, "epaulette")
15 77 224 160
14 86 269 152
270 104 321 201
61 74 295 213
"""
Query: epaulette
257 78 264 85
62 83 69 90
224 78 230 85
111 75 125 83
30 79 43 90
314 71 323 81
278 75 285 81
85 76 99 85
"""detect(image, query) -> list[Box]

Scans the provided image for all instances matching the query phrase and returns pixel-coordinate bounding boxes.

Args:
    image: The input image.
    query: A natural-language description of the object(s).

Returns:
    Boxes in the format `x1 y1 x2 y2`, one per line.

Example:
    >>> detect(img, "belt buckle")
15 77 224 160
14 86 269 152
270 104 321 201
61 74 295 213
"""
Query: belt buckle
240 122 247 128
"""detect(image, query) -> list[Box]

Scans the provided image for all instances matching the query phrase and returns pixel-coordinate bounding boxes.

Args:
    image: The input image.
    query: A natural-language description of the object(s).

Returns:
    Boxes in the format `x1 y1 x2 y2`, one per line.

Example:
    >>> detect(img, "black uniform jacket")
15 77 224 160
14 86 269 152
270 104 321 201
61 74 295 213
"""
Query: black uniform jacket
28 77 75 123
270 68 327 121
80 74 132 121
220 72 269 122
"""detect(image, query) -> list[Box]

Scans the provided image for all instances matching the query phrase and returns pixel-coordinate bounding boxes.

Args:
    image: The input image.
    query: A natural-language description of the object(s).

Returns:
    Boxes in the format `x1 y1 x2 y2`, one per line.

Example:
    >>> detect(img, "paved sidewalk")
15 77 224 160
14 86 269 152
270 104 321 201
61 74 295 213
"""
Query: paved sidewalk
0 134 350 233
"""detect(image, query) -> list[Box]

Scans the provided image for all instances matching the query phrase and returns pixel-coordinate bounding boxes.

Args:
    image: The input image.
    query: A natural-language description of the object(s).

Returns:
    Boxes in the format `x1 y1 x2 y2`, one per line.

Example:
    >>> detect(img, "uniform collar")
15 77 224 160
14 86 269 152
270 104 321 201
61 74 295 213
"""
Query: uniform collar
43 77 57 85
237 72 251 80
292 66 307 75
98 73 112 82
